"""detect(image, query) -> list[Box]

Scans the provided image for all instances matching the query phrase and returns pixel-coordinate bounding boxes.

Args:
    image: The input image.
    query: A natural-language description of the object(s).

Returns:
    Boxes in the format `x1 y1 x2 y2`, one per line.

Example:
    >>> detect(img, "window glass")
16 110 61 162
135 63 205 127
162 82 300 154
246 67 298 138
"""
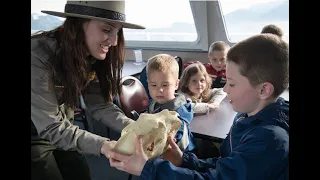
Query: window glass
31 0 198 43
219 0 289 42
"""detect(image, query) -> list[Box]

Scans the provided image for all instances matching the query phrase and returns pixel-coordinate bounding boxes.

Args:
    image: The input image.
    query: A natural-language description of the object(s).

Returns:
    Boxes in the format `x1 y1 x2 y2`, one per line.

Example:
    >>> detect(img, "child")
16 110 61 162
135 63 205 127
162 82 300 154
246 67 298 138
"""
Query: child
261 24 284 39
179 62 227 114
261 24 288 90
109 34 289 180
184 41 230 88
145 54 195 152
206 41 230 88
140 56 183 101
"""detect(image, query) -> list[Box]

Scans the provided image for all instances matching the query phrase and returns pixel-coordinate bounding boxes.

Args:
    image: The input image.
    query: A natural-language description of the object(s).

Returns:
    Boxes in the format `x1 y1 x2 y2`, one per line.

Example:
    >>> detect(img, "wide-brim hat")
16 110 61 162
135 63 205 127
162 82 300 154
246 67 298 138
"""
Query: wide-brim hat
41 1 145 29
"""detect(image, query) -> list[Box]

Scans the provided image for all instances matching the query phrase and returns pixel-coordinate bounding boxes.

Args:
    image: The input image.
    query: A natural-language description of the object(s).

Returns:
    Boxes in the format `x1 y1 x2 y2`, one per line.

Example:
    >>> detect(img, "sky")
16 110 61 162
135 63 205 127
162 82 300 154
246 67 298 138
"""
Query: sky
31 0 286 28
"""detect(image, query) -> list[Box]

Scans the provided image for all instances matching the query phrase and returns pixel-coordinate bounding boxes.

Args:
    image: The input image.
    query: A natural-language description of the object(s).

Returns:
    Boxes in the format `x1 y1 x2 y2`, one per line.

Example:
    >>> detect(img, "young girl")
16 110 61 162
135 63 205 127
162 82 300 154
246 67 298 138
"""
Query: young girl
178 62 227 115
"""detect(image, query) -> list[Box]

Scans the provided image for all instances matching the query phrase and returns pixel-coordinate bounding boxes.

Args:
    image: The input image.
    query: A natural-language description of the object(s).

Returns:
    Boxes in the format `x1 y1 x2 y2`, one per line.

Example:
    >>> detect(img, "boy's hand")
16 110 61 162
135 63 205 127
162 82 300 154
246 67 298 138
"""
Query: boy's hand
109 136 148 176
161 136 183 167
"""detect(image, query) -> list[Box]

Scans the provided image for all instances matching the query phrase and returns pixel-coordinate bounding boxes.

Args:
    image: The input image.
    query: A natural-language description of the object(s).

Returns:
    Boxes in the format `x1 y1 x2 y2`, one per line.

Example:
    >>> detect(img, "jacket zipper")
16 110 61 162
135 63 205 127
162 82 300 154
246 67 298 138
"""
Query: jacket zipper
229 116 245 154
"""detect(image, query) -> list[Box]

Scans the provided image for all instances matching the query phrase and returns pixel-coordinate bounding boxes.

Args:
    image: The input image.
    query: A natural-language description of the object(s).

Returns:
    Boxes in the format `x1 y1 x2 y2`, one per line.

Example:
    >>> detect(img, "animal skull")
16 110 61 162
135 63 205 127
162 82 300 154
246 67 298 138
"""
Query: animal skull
112 109 182 159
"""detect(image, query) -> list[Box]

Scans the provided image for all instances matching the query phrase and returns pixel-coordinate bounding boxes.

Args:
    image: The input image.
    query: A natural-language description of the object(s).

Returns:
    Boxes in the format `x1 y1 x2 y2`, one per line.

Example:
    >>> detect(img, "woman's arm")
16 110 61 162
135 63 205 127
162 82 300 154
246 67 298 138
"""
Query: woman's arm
31 54 109 156
84 79 135 133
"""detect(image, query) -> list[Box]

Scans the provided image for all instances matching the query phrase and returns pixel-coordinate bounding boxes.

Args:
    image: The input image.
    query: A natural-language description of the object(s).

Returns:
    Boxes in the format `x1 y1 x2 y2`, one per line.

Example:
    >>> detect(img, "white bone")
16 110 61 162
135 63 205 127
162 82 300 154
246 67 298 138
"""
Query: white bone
112 109 182 159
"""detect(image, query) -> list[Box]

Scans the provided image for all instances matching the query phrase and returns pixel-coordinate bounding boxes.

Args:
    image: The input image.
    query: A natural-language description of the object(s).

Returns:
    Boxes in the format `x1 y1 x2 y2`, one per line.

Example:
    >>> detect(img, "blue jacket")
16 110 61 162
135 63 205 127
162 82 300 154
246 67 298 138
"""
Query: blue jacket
148 93 195 152
139 66 152 100
140 97 289 180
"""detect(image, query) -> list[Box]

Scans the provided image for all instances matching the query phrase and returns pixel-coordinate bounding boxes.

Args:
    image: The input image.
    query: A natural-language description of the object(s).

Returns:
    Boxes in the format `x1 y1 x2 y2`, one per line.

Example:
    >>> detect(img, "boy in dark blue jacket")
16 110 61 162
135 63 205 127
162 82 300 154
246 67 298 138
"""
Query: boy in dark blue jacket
109 34 289 180
142 53 195 152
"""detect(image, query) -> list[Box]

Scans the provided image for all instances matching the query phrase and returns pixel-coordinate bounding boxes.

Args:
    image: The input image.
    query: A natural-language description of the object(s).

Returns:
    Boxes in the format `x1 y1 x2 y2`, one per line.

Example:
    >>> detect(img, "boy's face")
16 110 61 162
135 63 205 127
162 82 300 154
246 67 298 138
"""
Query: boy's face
188 72 207 96
148 70 179 104
223 62 261 116
208 50 227 72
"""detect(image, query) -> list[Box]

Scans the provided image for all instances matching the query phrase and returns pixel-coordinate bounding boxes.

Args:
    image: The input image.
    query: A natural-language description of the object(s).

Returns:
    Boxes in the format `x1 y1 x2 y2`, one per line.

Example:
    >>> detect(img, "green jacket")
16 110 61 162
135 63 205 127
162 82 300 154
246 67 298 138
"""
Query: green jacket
31 34 134 156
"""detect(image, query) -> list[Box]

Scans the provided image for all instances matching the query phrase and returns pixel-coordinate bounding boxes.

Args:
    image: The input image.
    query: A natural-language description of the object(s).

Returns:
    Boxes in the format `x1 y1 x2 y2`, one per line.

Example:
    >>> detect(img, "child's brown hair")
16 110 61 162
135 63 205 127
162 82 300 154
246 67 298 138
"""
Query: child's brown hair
179 62 212 102
227 34 289 98
208 41 230 55
261 24 284 38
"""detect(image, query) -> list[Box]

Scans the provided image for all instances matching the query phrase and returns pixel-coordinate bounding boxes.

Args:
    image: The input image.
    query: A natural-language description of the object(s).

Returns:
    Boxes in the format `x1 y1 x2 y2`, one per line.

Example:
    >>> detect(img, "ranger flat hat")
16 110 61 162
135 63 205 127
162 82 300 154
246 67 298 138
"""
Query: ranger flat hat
41 1 145 29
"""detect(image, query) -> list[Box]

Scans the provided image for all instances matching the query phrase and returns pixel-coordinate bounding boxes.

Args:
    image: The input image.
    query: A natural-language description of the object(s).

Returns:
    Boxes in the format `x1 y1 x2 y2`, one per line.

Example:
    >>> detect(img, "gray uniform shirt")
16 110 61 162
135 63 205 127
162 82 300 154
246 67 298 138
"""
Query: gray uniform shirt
31 35 134 156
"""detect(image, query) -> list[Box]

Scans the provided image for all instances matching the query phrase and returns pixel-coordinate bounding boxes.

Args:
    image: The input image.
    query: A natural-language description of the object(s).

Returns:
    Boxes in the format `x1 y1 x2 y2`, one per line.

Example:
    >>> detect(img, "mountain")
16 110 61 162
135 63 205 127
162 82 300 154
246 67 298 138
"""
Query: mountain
31 13 64 31
124 22 196 33
224 0 288 23
258 1 289 21
31 13 196 33
223 0 289 35
31 0 288 36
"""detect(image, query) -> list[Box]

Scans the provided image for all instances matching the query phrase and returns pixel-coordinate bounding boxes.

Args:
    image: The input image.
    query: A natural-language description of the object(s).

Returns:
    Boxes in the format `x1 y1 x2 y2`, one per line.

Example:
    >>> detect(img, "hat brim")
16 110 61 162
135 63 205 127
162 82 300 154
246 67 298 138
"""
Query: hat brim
41 10 145 29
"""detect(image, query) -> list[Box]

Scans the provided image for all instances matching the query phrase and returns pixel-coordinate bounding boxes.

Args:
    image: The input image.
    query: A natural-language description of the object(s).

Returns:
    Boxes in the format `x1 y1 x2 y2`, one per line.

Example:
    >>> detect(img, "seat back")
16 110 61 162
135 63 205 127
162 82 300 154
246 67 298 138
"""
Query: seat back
118 76 149 119
175 56 183 78
139 66 150 100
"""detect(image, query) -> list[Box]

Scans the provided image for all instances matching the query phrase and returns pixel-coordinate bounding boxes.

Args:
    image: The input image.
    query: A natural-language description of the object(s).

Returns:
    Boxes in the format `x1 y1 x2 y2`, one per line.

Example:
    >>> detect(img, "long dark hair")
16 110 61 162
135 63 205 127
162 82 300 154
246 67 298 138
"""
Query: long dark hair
31 17 124 107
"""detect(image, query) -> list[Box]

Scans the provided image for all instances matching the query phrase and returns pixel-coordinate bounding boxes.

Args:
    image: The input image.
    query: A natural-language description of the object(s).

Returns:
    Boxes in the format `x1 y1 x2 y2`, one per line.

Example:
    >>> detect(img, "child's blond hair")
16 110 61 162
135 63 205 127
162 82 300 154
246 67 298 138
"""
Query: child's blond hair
227 34 289 98
208 41 230 55
146 54 179 79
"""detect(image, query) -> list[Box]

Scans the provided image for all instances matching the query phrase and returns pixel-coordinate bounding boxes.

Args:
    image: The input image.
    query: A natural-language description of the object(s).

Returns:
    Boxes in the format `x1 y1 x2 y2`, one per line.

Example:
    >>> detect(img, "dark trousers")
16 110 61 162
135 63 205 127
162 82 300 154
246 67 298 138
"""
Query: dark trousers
31 136 92 180
192 137 221 159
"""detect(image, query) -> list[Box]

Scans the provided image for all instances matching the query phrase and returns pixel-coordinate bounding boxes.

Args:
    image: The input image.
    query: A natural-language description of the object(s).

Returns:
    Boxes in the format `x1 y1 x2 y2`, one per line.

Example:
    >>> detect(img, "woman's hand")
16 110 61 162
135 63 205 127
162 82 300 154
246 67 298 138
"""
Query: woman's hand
161 136 183 167
109 136 148 176
100 140 117 158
